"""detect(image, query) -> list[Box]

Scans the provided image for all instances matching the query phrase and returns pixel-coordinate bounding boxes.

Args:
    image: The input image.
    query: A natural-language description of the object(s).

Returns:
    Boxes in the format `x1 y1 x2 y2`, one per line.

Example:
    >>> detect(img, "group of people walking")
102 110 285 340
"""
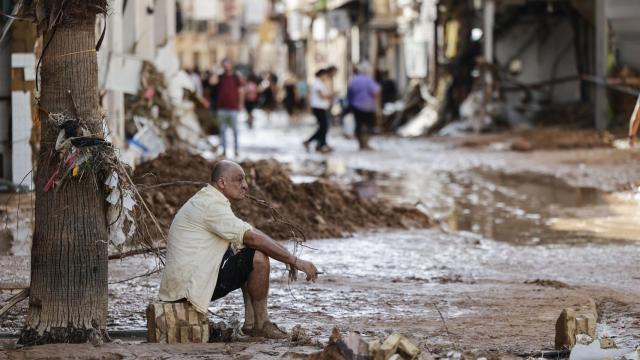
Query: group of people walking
304 62 381 153
194 58 383 157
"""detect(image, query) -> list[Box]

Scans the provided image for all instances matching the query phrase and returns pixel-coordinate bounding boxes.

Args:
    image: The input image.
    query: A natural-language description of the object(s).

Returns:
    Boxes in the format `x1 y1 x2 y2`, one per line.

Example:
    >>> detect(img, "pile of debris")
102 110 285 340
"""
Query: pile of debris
120 50 212 167
133 150 432 240
307 327 429 360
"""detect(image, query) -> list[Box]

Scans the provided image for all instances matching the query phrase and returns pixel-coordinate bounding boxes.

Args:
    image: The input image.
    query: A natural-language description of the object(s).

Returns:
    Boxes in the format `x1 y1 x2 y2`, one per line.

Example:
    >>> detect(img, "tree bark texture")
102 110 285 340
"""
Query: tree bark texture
19 19 109 345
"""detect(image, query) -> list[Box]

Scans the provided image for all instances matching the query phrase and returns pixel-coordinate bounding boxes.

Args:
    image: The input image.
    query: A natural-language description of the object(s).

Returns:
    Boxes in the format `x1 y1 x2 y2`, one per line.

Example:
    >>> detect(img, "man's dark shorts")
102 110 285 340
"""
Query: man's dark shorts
211 247 255 301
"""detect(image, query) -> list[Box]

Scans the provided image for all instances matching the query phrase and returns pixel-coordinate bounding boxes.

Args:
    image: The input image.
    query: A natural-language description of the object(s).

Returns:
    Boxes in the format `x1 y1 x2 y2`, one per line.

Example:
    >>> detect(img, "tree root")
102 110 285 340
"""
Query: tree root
18 325 110 346
0 288 29 319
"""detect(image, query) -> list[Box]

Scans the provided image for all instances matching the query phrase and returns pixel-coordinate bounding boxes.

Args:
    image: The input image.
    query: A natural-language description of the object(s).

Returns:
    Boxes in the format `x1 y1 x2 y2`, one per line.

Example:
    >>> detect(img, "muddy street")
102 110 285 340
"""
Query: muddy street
2 113 640 359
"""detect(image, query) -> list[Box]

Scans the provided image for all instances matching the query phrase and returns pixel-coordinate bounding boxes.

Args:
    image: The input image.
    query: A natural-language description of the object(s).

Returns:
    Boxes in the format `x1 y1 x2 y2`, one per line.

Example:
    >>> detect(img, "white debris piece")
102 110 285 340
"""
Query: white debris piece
569 340 633 360
106 187 121 205
105 171 119 188
122 192 135 211
576 334 594 345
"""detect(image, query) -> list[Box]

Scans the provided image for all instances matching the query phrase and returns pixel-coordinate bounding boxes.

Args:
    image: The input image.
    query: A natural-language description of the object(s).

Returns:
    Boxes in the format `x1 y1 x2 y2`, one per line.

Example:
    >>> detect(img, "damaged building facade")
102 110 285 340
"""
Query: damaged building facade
388 0 640 135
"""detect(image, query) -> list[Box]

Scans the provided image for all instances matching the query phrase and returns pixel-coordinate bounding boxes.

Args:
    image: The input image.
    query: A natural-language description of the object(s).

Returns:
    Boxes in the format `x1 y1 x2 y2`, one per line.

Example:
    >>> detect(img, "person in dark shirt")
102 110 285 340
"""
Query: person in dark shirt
216 58 244 157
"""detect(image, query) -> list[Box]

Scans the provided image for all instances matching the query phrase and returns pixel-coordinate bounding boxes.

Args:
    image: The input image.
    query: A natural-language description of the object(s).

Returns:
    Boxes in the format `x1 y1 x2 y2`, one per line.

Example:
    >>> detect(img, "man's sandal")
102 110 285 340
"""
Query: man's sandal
245 321 288 340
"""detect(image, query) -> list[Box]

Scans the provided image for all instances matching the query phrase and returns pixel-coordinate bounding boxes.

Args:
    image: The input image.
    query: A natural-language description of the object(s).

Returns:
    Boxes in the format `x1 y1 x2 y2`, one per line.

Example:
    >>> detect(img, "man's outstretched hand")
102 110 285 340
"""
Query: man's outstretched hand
293 258 318 282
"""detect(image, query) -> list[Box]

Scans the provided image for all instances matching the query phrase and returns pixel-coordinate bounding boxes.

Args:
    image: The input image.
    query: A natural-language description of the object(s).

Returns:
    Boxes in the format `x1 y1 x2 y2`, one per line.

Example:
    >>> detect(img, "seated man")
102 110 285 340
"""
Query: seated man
159 160 318 339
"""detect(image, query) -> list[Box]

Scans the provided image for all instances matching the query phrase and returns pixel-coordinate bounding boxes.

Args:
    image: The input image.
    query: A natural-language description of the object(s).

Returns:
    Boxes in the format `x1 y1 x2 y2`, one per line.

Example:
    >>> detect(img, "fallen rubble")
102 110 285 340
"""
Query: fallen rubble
133 150 432 240
460 128 614 151
307 327 428 360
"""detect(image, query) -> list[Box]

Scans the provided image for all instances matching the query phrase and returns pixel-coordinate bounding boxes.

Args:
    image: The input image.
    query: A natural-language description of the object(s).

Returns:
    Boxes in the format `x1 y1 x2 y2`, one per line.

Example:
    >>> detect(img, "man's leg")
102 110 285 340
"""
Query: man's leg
218 110 228 156
316 109 329 149
246 250 270 329
231 111 239 156
241 285 255 331
212 248 286 339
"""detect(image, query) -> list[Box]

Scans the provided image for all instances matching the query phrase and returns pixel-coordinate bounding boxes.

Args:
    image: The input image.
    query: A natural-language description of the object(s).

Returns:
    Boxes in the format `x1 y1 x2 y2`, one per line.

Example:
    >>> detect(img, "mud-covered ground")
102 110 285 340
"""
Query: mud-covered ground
1 111 640 359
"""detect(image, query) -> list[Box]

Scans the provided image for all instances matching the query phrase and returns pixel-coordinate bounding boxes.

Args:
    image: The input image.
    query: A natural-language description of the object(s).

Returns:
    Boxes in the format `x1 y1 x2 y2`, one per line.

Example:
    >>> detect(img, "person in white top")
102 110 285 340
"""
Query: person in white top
159 160 318 339
304 68 334 153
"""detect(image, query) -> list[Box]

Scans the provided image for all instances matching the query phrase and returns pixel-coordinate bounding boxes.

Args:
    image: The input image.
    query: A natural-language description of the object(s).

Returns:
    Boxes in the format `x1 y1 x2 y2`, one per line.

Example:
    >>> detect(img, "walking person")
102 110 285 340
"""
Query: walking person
303 69 334 153
245 74 260 129
283 74 298 123
296 78 308 112
259 73 278 122
348 62 380 150
217 58 244 157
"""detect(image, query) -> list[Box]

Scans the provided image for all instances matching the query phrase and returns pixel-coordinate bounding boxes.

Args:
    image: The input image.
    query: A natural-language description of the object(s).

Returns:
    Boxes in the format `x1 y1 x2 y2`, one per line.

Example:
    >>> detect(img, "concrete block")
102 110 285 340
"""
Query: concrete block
146 302 209 343
398 336 421 359
556 308 577 349
555 301 598 350
379 333 402 360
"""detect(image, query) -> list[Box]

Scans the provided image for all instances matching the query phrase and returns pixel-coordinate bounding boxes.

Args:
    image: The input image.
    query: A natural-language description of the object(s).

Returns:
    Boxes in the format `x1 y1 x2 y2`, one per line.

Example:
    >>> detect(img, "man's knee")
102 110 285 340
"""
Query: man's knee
252 250 269 271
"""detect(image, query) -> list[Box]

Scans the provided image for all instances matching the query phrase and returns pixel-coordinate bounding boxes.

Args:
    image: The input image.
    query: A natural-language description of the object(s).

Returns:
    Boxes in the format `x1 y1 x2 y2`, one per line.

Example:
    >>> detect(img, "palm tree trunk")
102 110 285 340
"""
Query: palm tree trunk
19 18 109 345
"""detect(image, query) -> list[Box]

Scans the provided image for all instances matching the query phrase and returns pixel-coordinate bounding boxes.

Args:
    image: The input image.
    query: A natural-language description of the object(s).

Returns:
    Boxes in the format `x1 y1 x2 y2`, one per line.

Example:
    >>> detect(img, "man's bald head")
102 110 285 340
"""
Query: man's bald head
211 160 248 201
211 160 242 183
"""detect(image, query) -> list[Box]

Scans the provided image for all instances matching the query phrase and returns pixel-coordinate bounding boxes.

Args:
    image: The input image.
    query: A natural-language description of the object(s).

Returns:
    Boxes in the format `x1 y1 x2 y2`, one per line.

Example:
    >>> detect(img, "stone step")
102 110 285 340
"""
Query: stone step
146 302 209 343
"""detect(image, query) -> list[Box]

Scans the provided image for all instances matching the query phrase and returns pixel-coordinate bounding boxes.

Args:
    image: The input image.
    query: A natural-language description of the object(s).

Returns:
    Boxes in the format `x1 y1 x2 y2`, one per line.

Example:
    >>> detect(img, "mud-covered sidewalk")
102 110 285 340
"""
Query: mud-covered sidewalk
1 111 640 359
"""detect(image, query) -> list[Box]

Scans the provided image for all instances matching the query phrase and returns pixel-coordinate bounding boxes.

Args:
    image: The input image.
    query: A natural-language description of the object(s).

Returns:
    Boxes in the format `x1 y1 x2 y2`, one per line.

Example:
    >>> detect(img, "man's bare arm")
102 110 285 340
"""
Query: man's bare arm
243 229 318 281
253 228 290 254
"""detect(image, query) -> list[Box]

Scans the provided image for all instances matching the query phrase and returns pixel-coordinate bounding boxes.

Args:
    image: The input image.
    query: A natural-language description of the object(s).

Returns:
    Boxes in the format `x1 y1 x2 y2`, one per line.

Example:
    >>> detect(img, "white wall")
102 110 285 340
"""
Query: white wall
0 41 10 179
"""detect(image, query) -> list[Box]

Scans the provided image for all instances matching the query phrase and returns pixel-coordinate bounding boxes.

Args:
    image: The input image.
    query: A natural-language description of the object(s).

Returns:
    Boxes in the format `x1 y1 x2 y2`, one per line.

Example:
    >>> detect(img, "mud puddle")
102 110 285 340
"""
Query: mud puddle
337 165 640 245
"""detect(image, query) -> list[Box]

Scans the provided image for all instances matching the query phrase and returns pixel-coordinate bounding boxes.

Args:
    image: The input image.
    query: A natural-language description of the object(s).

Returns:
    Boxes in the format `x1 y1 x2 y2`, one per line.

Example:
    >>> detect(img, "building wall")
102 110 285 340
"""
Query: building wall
495 18 581 104
607 0 640 72
100 0 177 148
0 40 10 180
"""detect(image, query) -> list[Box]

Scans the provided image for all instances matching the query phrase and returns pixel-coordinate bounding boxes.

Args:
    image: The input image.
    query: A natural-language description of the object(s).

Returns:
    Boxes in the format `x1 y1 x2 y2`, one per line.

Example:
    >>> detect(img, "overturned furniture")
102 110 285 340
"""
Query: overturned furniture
147 302 209 343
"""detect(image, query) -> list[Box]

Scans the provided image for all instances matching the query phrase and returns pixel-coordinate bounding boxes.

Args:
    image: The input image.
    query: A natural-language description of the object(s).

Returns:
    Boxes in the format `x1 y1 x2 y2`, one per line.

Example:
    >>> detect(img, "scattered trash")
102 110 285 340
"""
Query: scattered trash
104 171 136 247
290 324 314 345
575 334 594 345
126 116 168 164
